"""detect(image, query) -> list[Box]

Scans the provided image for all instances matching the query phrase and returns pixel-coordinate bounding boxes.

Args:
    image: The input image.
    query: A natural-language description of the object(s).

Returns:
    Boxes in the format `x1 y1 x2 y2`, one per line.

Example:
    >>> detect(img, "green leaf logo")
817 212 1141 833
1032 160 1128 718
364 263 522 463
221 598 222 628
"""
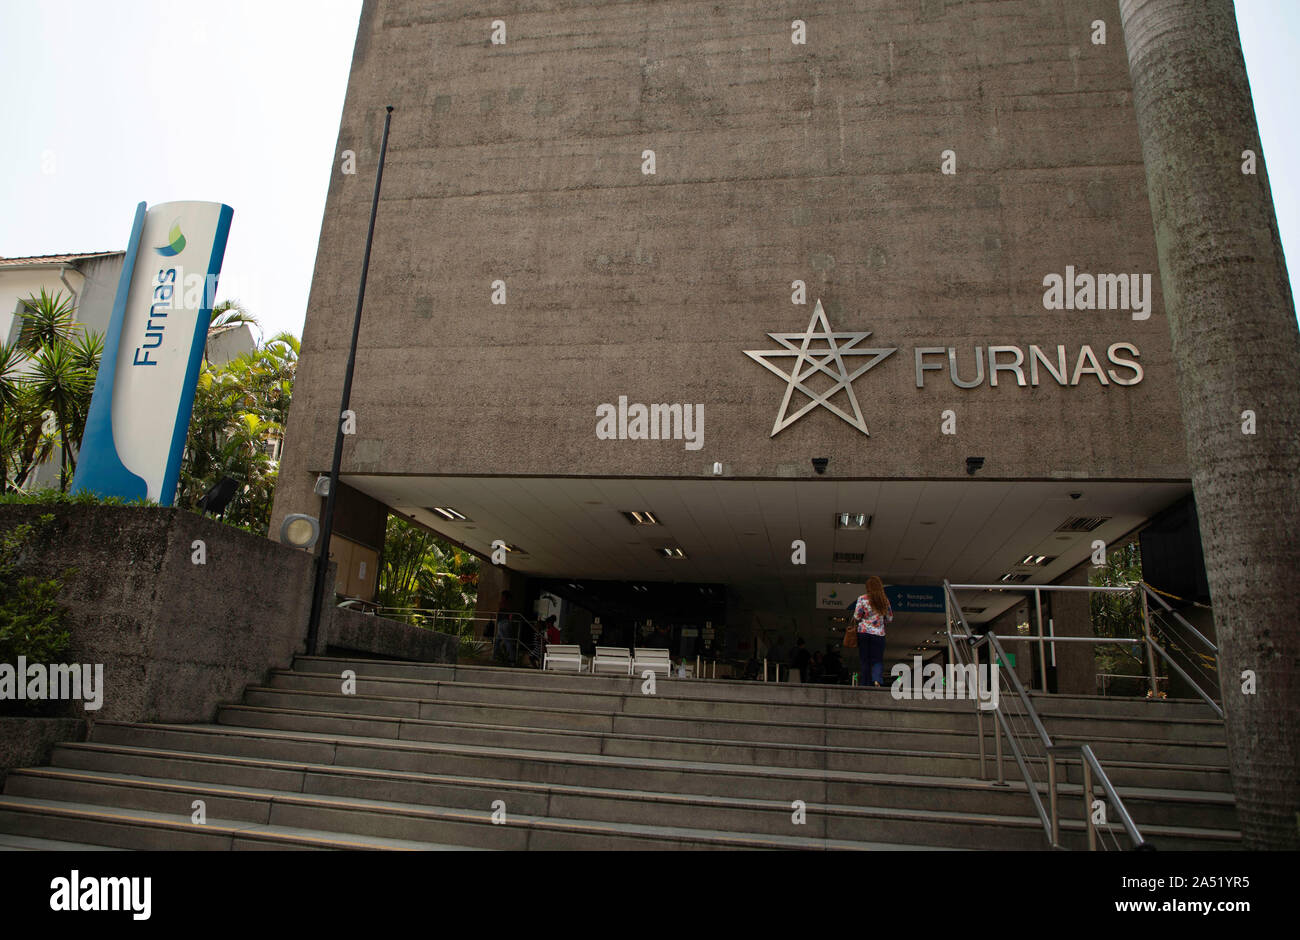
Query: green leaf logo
155 221 186 257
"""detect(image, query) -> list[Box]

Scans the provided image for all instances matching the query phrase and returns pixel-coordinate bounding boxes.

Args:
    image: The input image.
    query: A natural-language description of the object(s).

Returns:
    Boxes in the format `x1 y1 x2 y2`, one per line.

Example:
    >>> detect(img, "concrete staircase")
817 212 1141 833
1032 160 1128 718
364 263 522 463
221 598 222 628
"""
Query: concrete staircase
0 656 1240 850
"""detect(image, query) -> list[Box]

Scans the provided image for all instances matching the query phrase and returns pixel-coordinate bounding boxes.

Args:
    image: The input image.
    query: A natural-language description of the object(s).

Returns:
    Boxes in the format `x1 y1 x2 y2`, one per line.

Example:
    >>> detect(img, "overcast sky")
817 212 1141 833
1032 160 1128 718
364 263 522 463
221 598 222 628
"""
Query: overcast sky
1 1 1297 342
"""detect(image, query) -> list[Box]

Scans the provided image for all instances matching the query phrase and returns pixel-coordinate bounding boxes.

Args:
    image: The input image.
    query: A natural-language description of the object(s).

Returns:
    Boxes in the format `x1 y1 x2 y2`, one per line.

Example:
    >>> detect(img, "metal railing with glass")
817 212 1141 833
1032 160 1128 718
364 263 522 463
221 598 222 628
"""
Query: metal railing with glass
943 580 1151 850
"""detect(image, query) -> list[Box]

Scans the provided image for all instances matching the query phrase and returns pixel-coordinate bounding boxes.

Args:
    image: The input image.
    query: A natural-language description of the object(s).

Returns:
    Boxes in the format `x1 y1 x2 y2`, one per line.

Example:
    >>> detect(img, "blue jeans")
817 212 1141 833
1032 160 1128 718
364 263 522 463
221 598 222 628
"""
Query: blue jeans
494 619 517 663
857 634 885 685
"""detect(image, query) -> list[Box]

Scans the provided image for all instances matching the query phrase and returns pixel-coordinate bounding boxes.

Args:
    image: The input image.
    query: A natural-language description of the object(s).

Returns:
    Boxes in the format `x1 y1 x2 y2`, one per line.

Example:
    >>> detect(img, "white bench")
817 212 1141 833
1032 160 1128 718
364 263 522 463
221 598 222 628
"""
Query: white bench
590 646 633 676
543 644 586 672
631 648 672 677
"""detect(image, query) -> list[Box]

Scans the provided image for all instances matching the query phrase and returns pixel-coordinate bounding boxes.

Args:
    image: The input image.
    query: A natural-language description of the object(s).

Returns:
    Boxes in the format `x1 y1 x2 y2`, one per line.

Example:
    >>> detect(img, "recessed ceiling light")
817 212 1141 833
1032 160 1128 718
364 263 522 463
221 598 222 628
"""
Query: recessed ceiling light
427 506 469 521
623 510 661 526
835 513 871 530
1018 554 1057 566
658 547 687 559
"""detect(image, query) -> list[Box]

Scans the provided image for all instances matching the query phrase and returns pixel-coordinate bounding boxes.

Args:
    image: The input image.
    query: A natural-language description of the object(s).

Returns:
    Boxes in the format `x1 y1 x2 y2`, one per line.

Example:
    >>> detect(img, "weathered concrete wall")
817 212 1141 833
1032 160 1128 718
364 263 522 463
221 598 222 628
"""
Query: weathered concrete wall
0 718 85 784
273 0 1188 538
0 506 315 725
324 605 459 662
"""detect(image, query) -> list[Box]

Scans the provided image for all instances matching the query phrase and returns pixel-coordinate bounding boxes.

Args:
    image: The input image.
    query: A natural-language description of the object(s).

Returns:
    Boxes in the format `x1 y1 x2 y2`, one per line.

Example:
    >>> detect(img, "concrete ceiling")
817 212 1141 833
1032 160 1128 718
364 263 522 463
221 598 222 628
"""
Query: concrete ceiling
343 474 1189 652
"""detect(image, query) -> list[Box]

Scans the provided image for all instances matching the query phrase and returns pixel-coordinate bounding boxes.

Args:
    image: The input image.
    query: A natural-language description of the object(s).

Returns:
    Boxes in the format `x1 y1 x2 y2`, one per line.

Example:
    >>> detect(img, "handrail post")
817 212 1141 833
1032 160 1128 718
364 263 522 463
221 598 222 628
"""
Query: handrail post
1082 758 1096 851
972 637 986 779
1035 586 1048 692
994 702 1006 786
1048 751 1060 848
1140 586 1160 698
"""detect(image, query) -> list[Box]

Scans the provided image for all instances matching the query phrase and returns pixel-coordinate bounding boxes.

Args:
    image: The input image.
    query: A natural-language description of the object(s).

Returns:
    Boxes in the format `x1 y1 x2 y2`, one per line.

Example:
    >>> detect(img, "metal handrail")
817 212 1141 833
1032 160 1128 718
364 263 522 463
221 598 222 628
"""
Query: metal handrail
1138 584 1223 717
951 580 1222 717
971 629 1054 748
1047 743 1150 850
944 582 1055 840
1146 635 1224 718
943 579 1150 850
1141 584 1217 652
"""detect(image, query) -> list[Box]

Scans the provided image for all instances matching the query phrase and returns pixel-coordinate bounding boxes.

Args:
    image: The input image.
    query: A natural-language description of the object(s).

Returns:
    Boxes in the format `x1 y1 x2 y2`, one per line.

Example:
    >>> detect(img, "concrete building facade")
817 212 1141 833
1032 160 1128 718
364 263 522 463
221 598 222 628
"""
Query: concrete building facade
271 0 1201 680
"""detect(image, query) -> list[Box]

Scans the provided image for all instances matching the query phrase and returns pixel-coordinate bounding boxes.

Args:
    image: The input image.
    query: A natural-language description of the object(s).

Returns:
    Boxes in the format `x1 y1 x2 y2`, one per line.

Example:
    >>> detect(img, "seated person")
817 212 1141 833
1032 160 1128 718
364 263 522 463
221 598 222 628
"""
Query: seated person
808 651 824 684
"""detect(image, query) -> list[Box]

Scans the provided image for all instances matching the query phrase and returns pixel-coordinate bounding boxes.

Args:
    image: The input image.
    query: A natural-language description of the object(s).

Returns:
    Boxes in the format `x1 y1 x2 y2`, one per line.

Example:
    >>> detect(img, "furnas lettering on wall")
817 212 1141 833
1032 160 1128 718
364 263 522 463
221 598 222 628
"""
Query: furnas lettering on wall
133 268 176 366
596 396 704 450
1042 267 1153 320
914 343 1144 388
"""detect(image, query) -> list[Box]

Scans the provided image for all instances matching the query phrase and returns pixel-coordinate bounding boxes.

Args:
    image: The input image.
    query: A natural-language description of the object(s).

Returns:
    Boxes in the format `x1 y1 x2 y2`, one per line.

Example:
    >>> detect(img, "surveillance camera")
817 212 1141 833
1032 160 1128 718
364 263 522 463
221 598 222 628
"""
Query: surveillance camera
965 456 985 475
811 457 829 475
1070 492 1082 500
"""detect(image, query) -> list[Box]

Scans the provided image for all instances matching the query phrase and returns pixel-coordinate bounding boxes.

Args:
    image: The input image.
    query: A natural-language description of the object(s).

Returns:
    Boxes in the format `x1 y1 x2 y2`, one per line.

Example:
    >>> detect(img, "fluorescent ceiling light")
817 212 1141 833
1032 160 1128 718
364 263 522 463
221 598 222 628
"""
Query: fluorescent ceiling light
428 506 468 521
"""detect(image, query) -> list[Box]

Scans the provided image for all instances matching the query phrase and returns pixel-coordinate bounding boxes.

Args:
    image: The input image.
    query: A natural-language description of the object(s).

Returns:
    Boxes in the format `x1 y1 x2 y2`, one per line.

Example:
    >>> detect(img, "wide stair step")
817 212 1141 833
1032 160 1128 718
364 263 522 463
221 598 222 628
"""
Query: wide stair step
0 655 1240 850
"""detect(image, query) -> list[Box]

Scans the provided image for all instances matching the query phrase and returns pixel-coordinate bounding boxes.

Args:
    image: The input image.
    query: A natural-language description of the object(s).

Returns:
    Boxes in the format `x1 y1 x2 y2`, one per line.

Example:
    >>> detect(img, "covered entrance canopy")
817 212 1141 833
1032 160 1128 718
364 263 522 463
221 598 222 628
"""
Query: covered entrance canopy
341 474 1191 659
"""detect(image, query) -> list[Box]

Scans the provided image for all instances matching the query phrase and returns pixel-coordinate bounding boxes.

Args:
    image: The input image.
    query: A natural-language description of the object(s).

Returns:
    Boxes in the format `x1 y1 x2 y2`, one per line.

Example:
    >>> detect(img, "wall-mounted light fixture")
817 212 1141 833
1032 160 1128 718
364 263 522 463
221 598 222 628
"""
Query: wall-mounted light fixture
280 514 321 550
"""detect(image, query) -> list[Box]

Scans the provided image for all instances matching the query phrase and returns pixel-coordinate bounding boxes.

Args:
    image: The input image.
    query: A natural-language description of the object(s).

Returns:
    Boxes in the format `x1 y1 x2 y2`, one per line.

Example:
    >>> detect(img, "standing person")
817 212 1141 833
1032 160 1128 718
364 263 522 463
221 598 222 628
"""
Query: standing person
853 577 893 687
790 638 811 683
494 591 517 664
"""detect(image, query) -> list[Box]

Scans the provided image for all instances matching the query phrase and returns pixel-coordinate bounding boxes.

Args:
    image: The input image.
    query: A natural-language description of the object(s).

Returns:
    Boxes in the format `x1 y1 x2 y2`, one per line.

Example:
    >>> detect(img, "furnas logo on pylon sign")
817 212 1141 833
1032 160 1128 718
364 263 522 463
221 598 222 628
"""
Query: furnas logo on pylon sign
73 200 233 505
745 299 1145 438
154 220 187 257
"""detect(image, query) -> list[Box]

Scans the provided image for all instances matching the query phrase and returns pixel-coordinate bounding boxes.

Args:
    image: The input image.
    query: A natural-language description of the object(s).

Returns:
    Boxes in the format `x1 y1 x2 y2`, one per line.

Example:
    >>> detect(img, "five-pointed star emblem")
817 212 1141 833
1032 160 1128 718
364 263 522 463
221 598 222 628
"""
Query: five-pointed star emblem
744 300 896 437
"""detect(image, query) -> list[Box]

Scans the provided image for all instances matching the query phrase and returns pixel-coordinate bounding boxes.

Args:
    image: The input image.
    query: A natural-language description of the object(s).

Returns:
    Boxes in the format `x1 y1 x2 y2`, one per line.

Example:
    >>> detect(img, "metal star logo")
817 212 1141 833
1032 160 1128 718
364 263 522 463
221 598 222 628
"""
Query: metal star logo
744 300 897 437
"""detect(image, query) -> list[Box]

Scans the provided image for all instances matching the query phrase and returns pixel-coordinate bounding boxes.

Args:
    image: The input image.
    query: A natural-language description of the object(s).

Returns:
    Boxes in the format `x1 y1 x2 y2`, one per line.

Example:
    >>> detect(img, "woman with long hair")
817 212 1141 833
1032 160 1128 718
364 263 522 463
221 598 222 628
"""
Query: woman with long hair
853 577 893 687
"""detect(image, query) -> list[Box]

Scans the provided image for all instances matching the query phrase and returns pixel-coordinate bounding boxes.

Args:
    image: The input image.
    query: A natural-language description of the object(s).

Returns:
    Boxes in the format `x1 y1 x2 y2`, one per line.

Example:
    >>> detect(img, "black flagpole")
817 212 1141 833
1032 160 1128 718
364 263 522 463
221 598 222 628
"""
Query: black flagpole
306 104 394 654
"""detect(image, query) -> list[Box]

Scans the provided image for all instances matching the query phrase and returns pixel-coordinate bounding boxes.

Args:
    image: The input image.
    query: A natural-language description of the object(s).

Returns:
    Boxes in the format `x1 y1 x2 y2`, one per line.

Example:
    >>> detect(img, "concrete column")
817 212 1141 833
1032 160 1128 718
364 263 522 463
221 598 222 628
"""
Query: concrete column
1046 564 1097 696
473 564 529 637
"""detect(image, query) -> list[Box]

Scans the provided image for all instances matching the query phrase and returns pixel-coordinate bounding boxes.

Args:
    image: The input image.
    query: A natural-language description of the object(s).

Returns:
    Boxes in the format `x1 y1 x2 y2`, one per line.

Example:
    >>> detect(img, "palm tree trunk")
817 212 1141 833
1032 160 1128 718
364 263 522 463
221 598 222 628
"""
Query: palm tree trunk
1119 0 1300 848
